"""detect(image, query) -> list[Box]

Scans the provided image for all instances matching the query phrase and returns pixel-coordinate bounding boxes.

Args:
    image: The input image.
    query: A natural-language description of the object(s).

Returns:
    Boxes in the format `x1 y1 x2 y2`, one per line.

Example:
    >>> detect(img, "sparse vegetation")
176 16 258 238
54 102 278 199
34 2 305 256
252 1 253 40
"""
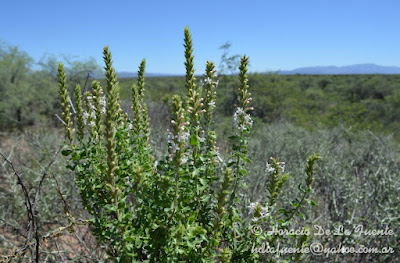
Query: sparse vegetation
0 27 399 262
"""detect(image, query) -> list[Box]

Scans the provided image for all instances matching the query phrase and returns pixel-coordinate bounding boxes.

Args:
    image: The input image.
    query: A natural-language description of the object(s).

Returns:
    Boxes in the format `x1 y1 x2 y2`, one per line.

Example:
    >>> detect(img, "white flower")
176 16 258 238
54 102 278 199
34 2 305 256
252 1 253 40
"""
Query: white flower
248 202 258 214
204 77 212 85
167 130 174 142
278 162 285 173
177 131 189 142
266 162 274 173
260 205 269 218
170 143 179 154
99 96 106 107
248 201 269 220
89 121 96 127
199 136 206 143
208 101 216 108
87 101 95 111
244 114 253 126
90 111 96 120
233 107 253 132
233 115 238 126
235 107 244 115
266 160 286 173
83 111 89 124
180 156 188 165
128 123 133 130
238 124 246 132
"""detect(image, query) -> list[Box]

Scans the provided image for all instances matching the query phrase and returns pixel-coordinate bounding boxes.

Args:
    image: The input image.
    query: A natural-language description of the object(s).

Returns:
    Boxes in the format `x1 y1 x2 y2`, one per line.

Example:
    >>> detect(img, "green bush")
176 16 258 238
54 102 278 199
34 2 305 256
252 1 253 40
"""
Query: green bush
59 27 319 262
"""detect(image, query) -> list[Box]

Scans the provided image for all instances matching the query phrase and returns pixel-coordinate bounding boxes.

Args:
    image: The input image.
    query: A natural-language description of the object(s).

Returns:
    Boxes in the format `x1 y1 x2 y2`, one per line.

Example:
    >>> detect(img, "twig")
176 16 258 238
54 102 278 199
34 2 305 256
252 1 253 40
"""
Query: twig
32 144 63 212
0 152 35 262
54 114 67 126
55 241 68 263
0 146 62 263
69 97 76 115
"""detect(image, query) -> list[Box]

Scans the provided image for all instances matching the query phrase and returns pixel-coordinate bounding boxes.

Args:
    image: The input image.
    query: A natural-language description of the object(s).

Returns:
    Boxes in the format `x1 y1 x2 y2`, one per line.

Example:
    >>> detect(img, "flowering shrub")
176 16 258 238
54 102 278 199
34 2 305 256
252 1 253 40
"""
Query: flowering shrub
59 27 320 262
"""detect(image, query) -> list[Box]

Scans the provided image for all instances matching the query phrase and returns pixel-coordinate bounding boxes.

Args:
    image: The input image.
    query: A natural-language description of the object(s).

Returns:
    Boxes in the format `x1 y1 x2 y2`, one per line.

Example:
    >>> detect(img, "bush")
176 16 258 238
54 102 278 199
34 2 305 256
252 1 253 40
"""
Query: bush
58 27 319 262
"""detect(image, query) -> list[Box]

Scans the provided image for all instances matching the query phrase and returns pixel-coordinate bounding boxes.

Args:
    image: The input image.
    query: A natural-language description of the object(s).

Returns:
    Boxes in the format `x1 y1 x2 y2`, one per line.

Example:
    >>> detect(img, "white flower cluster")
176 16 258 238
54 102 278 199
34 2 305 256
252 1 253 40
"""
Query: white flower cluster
83 95 106 125
99 96 106 114
265 158 285 174
233 107 253 132
167 129 190 164
248 202 269 222
83 111 96 126
177 131 190 142
199 134 206 143
200 72 219 88
180 156 188 165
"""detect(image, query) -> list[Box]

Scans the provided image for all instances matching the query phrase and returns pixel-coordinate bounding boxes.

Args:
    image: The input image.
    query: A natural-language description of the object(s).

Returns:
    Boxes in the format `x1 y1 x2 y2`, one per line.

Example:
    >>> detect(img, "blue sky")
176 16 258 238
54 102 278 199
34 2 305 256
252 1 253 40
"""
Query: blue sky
1 0 400 74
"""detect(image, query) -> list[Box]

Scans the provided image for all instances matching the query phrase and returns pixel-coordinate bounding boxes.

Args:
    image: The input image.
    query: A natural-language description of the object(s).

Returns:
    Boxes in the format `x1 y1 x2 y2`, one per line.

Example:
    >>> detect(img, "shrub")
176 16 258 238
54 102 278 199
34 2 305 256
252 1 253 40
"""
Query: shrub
59 27 319 262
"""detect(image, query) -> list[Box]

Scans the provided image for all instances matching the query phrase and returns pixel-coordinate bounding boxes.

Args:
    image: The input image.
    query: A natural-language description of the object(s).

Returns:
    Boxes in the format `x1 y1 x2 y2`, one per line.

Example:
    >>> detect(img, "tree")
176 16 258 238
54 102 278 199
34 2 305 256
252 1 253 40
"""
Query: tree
217 42 242 115
0 42 34 129
38 54 102 88
219 41 240 76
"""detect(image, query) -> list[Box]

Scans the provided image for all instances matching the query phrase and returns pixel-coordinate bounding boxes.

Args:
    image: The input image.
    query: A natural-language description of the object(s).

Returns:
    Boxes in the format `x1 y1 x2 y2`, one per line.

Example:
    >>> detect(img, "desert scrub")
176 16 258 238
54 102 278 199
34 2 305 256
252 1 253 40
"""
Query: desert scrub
59 27 320 262
246 122 400 262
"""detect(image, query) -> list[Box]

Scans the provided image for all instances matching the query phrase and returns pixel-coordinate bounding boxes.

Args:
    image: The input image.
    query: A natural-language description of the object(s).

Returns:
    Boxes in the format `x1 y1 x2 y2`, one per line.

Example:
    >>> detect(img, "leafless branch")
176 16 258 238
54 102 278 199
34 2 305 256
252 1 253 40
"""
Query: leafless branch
0 145 62 263
0 152 36 262
54 114 67 126
32 144 63 212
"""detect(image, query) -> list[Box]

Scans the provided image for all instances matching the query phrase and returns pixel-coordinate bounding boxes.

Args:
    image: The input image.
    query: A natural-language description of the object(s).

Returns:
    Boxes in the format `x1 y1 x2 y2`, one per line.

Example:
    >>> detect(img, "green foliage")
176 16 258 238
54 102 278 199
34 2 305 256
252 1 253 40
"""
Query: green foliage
0 43 36 129
0 41 102 131
59 28 319 262
38 54 102 85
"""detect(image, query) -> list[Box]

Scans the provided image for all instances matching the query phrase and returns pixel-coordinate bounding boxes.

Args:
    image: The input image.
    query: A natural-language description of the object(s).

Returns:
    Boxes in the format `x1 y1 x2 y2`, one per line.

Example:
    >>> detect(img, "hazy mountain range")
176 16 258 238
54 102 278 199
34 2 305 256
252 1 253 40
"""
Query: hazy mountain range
278 63 400 75
116 64 400 78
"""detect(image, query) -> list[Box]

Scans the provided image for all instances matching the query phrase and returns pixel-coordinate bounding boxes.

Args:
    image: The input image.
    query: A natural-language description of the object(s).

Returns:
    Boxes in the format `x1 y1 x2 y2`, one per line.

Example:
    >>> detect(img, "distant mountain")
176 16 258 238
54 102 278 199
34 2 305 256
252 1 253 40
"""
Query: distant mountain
279 64 400 75
117 71 137 78
115 64 400 77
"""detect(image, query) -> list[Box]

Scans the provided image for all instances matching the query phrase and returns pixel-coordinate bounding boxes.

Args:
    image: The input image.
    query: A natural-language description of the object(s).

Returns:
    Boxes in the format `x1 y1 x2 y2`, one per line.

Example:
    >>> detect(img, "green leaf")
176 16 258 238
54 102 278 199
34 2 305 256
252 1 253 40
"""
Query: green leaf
61 149 72 156
298 211 306 220
66 164 75 171
199 178 207 186
135 238 143 248
240 168 248 175
307 199 316 206
76 165 83 173
190 134 198 146
241 156 251 163
193 168 200 176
